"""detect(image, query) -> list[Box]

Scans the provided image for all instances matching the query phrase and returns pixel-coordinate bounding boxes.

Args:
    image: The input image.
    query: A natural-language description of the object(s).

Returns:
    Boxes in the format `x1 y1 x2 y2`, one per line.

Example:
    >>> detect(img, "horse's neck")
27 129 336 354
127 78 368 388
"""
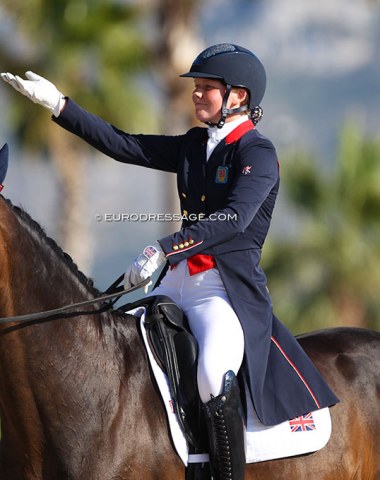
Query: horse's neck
0 196 135 352
0 198 151 468
0 197 96 316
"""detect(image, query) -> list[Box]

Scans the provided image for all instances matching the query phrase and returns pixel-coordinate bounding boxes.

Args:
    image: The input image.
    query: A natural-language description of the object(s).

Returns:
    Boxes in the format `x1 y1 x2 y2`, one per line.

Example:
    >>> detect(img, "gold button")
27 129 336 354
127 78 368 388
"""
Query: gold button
173 245 179 251
182 192 187 198
189 238 194 245
179 243 184 249
184 241 189 247
183 210 188 216
201 195 206 202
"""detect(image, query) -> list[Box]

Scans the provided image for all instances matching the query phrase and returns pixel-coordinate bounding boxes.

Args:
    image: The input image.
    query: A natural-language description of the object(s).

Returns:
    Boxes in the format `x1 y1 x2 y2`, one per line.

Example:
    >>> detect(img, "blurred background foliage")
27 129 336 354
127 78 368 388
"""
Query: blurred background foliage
0 0 379 333
263 124 380 333
0 0 158 271
0 0 153 132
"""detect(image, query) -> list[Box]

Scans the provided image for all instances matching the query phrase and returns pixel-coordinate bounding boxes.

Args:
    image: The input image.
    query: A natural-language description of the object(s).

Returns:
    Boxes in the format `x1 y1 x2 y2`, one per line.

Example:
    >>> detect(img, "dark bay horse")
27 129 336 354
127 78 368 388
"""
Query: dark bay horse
0 194 379 480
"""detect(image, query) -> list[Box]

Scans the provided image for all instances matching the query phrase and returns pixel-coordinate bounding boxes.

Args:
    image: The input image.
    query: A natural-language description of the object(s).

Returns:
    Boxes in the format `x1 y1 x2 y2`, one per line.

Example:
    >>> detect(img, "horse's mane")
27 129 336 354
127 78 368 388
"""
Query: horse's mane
2 196 102 297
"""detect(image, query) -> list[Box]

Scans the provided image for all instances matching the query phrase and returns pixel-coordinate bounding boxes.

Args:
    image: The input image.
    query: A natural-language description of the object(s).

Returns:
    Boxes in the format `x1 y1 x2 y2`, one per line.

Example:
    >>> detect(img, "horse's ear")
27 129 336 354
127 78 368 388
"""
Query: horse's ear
0 143 9 190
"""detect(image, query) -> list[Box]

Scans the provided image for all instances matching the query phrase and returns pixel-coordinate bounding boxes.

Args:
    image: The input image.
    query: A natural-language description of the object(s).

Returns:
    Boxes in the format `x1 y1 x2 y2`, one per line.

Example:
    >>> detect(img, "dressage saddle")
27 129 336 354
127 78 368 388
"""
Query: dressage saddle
144 296 203 446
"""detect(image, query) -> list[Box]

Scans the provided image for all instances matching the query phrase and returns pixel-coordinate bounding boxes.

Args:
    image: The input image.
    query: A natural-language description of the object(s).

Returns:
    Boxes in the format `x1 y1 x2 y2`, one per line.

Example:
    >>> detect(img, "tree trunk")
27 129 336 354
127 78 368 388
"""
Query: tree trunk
47 127 94 275
156 0 202 234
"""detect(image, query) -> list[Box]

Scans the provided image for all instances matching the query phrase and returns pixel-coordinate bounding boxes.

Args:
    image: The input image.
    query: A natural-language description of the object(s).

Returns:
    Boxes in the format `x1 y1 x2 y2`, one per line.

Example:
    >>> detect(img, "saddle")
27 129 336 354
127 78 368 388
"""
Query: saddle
143 295 206 450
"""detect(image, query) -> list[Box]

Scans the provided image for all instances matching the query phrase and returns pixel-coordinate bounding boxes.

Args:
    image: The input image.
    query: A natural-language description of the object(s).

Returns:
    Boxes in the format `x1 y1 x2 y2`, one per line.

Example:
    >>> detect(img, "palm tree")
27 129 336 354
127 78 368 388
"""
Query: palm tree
263 123 380 333
153 0 202 234
0 1 152 272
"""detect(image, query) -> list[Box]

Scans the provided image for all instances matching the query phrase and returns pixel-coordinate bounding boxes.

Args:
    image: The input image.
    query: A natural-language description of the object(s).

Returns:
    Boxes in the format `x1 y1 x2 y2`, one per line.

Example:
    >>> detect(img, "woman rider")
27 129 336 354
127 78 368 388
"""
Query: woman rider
1 44 338 480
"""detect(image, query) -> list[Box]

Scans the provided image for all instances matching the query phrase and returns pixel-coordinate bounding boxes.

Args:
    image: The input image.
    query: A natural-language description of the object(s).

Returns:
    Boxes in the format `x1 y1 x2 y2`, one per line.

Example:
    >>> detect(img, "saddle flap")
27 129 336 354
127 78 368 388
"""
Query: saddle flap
144 295 205 448
175 332 198 403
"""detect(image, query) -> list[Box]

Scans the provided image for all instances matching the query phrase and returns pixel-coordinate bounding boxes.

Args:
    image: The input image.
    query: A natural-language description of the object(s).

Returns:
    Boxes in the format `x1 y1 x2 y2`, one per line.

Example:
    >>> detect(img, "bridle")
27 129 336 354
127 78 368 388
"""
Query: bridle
0 275 150 325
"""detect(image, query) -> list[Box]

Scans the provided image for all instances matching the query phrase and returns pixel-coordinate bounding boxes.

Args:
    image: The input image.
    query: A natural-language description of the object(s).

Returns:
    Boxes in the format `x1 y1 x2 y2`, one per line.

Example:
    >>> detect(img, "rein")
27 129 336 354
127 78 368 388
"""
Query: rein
0 276 151 325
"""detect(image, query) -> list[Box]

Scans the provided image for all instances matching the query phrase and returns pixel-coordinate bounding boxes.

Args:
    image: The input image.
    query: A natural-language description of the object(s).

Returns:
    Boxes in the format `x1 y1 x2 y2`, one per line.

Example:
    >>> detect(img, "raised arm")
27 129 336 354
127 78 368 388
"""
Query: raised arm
1 71 66 117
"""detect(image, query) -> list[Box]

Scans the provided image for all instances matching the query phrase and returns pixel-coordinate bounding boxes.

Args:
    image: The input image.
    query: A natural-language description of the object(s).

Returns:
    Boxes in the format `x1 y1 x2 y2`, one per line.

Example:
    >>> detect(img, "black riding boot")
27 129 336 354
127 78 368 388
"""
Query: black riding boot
204 371 245 480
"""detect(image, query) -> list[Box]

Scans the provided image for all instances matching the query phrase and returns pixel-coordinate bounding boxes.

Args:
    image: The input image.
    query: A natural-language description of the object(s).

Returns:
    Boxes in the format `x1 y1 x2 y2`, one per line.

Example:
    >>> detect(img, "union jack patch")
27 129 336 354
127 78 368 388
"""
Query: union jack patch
242 165 252 175
289 413 316 432
143 245 158 259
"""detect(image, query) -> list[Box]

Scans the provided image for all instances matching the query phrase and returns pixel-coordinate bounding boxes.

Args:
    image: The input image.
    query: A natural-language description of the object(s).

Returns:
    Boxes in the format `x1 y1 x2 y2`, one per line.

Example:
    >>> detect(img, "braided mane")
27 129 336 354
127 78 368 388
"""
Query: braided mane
2 195 101 297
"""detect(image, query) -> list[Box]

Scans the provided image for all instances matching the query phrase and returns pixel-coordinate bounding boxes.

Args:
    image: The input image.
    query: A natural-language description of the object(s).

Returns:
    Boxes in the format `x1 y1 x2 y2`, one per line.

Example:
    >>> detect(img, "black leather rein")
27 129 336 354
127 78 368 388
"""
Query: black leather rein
0 276 151 325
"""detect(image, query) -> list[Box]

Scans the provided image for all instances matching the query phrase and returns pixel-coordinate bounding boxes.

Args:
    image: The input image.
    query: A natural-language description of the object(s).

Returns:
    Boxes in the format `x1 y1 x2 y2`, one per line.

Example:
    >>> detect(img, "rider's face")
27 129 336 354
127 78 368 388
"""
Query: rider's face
192 78 226 124
192 78 247 124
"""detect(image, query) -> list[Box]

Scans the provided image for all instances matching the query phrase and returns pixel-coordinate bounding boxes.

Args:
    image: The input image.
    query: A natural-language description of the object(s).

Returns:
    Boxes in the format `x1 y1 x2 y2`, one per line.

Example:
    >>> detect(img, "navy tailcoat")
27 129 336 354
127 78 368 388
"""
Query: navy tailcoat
54 99 339 426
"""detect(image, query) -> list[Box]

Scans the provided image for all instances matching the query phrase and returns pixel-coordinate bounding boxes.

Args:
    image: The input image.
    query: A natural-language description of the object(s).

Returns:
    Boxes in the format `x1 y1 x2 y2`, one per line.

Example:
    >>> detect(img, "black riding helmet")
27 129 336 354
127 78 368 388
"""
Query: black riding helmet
181 43 266 128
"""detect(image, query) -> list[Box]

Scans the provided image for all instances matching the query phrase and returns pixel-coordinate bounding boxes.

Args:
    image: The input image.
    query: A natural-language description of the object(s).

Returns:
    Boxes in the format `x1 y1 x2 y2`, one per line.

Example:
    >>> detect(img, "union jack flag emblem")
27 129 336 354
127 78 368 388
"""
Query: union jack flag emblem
143 245 158 259
289 413 316 432
242 165 252 175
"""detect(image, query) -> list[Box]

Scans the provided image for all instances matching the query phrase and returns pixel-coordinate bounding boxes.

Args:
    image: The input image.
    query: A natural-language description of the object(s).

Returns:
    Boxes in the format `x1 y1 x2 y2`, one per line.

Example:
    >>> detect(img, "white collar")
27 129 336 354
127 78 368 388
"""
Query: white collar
206 116 249 160
207 116 249 142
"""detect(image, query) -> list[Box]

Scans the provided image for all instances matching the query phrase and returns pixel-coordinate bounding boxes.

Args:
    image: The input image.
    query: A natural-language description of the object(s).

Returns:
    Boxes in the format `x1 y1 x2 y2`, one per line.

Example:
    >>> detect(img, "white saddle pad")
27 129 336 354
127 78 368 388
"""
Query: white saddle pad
129 307 332 466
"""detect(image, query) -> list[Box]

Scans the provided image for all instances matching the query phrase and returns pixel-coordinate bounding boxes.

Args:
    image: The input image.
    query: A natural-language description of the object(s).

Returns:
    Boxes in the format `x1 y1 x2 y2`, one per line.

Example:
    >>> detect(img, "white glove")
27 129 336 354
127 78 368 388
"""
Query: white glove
124 242 166 292
1 71 65 117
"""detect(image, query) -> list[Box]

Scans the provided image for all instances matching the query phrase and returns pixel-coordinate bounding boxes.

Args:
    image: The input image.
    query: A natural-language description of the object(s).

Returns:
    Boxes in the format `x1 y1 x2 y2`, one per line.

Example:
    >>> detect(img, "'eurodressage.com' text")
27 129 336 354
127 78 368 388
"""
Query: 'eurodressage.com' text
95 213 238 222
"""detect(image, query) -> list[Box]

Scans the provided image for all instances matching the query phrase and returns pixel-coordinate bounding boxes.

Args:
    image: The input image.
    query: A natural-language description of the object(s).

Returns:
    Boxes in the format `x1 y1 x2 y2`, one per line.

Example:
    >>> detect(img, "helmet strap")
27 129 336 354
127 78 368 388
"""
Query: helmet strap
215 83 232 129
205 84 249 129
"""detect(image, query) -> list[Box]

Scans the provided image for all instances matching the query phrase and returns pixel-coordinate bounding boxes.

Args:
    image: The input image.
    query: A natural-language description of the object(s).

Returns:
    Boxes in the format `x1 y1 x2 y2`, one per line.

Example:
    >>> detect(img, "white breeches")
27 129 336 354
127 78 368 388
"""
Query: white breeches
151 260 244 403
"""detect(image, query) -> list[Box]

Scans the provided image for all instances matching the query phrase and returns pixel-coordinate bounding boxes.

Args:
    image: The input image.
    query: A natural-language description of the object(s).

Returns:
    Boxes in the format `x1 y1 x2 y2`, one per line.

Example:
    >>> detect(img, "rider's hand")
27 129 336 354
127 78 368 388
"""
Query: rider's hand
124 242 166 292
1 71 65 117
